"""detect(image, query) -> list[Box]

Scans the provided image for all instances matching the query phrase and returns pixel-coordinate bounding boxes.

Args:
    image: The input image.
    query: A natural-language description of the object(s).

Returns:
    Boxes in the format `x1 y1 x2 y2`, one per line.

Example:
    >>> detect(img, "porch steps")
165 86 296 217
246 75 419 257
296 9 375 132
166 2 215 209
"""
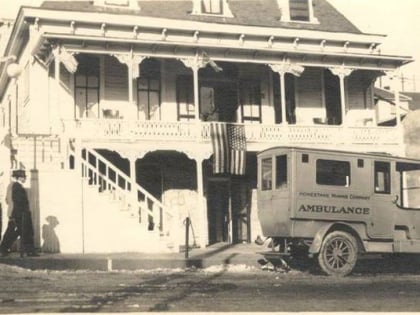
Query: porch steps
79 149 180 253
81 180 176 253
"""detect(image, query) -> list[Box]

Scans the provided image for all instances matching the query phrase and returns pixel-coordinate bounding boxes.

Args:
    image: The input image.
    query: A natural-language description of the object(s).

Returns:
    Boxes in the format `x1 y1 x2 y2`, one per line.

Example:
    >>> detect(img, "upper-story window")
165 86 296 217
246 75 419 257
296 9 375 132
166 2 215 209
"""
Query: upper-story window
192 0 233 17
137 59 161 121
289 0 310 21
280 0 318 23
93 0 139 9
202 0 222 14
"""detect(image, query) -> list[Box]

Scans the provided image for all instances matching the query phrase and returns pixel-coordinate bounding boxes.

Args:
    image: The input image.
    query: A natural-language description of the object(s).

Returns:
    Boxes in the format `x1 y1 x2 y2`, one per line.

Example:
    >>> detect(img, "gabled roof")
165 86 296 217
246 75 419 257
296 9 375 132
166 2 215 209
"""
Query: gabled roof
39 0 363 34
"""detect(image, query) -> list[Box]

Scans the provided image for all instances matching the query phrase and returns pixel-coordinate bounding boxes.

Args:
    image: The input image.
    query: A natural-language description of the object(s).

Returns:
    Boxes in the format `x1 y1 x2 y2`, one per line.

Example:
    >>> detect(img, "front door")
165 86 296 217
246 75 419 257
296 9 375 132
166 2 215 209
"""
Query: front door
368 160 394 238
207 179 230 244
231 178 251 243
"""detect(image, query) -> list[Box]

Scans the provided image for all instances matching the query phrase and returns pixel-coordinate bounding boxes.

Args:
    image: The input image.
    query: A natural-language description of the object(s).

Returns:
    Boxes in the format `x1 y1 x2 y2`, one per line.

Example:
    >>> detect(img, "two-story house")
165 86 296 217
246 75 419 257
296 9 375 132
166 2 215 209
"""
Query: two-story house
0 0 412 253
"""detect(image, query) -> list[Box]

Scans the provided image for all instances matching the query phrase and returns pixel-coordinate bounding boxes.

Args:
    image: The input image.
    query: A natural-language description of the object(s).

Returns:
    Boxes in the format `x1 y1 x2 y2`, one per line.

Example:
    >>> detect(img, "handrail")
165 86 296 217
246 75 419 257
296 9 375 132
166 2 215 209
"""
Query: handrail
81 148 175 234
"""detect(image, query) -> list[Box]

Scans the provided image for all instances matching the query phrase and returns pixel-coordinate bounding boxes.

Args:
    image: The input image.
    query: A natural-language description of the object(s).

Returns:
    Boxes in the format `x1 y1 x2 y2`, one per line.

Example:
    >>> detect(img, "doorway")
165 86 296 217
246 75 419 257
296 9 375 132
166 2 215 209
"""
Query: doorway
324 69 342 125
207 179 230 244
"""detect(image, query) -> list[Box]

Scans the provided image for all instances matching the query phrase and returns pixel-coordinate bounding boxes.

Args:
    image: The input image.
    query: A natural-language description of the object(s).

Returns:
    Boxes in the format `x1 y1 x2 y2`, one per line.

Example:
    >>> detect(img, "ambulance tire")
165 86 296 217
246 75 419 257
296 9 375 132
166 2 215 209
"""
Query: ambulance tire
318 231 358 276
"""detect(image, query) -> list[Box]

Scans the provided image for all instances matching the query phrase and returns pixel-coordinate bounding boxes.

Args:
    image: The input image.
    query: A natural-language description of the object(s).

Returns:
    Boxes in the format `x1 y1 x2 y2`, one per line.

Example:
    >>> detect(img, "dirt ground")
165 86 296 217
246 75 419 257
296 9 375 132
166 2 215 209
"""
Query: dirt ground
1 256 420 312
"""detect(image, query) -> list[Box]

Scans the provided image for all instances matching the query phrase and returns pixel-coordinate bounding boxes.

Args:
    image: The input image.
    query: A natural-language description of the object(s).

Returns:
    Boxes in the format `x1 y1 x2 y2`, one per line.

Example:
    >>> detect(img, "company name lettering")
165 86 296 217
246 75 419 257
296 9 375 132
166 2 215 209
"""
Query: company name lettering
298 204 370 215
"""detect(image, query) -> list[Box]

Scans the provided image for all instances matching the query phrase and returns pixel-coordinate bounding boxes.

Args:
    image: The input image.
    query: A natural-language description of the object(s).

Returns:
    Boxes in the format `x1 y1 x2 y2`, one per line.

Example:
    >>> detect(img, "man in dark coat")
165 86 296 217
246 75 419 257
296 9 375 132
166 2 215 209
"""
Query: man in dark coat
0 170 38 257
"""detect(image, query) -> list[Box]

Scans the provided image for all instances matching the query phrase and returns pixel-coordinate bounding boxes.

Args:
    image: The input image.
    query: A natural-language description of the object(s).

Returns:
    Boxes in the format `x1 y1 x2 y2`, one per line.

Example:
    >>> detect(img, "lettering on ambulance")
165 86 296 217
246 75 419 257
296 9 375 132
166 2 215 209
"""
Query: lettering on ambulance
298 204 370 215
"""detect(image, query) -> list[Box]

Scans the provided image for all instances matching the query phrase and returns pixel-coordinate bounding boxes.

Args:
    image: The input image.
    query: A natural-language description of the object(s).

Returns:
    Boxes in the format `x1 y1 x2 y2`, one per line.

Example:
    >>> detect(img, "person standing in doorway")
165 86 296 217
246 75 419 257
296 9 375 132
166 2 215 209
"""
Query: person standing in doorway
0 170 38 257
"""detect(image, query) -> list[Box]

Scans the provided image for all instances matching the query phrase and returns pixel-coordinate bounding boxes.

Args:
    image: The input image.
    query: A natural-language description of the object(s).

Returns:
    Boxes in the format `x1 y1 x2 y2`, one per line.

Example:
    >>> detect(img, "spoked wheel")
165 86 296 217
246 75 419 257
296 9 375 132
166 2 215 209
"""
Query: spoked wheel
318 231 358 276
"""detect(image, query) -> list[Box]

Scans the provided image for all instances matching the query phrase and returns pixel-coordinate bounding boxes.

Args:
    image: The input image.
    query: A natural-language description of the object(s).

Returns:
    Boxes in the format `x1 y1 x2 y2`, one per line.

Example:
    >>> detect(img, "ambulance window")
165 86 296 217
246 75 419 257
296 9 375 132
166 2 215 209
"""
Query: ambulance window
316 159 351 186
261 158 273 190
276 155 287 188
374 161 390 194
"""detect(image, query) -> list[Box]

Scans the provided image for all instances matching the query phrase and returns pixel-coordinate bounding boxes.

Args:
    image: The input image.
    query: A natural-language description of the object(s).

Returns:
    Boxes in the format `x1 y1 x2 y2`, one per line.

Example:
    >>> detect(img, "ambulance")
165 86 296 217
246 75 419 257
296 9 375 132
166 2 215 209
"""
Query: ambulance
257 147 420 276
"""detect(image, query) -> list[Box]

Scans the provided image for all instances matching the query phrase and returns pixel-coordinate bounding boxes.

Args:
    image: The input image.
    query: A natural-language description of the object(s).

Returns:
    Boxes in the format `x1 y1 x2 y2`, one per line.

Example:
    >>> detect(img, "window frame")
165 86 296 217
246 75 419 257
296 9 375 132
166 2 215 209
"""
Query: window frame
275 154 288 189
316 159 351 187
176 75 195 121
289 0 310 22
137 59 161 120
201 0 223 15
261 157 273 191
374 161 391 194
192 0 233 17
74 55 100 119
239 79 262 124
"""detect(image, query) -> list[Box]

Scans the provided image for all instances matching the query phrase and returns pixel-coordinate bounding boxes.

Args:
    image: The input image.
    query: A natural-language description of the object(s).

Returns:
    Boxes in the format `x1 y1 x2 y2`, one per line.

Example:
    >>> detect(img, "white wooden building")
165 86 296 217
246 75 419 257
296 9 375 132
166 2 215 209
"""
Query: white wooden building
0 0 412 253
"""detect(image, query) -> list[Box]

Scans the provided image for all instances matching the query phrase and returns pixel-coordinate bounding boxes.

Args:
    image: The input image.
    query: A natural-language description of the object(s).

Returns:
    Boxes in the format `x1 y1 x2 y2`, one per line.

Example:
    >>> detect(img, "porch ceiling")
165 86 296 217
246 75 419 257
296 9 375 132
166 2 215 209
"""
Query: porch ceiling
40 32 410 72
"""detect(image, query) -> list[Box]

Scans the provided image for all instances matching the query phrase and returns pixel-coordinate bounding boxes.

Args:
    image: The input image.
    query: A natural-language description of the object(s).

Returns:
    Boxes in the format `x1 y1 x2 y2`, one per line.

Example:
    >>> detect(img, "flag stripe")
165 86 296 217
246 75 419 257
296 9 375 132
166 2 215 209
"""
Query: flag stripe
210 122 229 174
211 122 247 175
228 124 247 175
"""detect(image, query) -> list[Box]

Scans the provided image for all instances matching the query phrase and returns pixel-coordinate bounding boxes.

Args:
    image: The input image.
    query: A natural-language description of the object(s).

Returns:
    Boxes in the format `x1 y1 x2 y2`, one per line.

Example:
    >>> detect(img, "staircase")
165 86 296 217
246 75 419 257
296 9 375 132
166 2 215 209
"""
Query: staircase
7 134 181 253
80 148 180 253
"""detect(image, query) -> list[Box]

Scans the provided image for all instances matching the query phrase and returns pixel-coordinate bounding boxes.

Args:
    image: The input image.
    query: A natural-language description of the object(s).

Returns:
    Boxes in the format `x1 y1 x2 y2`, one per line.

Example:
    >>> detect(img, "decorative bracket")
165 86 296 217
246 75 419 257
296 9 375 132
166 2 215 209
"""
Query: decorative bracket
329 65 354 79
114 53 148 78
268 59 305 77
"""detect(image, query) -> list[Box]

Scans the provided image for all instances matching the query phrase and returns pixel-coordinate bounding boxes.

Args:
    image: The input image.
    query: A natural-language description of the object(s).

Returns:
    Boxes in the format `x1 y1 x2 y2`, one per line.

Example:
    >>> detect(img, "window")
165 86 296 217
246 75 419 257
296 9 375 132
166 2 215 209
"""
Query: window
273 73 296 124
193 0 233 16
289 0 310 21
137 59 161 120
202 0 222 14
375 161 391 194
176 76 195 121
397 162 420 208
316 159 351 187
240 80 262 123
74 55 100 118
261 158 273 191
276 155 288 189
302 154 309 163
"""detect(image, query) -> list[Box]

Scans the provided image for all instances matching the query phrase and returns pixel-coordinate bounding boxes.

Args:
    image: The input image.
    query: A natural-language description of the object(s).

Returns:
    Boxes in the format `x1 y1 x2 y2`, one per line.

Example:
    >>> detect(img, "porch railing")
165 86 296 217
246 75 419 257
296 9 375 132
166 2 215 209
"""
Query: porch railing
63 119 403 147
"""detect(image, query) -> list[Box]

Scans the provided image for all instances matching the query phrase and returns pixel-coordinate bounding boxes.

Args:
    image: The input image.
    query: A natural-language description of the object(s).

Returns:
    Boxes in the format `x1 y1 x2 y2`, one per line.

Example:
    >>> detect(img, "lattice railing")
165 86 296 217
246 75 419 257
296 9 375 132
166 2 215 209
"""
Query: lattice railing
63 119 403 147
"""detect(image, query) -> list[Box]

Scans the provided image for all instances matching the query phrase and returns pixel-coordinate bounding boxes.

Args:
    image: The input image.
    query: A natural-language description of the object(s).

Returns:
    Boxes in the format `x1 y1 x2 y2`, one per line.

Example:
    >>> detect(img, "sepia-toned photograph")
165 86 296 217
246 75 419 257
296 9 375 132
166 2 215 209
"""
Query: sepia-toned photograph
0 0 420 313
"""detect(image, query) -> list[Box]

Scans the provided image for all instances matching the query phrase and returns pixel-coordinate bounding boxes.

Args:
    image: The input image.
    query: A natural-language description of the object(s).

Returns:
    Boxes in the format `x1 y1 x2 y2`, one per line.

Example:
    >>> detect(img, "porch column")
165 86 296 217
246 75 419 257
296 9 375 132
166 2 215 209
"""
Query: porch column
388 70 402 126
114 52 147 118
269 61 304 124
193 152 208 248
329 66 354 125
52 46 61 133
180 53 211 121
127 153 138 213
52 45 77 129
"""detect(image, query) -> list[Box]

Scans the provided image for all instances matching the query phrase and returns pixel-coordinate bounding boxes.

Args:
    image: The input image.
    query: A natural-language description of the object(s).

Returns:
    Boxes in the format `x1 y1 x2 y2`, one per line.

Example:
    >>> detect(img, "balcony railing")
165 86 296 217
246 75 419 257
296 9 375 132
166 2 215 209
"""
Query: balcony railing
62 119 403 147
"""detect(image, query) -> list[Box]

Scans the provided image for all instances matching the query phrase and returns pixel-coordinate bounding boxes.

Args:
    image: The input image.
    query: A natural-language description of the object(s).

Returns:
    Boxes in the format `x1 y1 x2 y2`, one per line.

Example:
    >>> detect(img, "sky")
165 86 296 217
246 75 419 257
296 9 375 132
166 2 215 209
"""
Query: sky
1 0 420 91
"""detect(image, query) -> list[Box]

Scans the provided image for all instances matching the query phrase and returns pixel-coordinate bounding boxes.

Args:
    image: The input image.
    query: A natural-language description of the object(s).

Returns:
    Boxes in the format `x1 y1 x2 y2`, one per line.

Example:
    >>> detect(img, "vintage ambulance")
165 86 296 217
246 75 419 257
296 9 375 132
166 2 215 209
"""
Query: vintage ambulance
257 147 420 276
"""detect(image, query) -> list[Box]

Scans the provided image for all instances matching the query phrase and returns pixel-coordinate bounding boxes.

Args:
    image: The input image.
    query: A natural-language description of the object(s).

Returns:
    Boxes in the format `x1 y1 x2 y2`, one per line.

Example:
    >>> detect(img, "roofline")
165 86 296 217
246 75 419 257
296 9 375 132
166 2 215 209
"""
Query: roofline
20 7 386 45
257 146 420 163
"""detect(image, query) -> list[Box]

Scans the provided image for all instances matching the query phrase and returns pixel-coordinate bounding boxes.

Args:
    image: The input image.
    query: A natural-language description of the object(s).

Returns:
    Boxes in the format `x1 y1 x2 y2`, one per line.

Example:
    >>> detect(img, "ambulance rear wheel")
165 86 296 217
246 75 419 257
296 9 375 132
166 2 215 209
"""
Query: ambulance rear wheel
318 231 358 276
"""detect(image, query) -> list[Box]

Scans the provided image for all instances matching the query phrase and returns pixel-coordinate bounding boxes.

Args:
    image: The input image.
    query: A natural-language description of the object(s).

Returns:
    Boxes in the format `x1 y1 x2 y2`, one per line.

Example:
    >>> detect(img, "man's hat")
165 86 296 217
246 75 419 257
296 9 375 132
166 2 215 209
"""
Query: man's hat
12 169 26 178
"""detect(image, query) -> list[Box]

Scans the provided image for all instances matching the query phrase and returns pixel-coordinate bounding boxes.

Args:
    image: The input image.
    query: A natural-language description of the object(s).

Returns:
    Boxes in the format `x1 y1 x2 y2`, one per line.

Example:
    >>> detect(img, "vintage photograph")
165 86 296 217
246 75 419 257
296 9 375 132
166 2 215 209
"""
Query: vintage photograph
0 0 420 313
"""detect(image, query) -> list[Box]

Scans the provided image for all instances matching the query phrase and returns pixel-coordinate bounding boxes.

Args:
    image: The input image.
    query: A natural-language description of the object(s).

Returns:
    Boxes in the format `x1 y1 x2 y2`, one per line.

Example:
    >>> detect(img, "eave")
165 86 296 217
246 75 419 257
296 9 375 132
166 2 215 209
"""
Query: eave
0 6 414 101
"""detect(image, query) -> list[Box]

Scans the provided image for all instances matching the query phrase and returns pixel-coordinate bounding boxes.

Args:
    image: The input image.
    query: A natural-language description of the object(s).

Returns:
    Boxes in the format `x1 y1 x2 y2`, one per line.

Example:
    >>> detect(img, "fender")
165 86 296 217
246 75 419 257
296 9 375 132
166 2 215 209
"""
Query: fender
308 222 363 254
309 223 335 254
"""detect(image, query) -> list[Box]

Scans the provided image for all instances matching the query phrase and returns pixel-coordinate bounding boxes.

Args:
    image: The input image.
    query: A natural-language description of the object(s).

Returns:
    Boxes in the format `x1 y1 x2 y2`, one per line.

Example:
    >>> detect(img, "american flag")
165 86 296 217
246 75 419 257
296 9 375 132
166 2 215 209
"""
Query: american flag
210 123 247 175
